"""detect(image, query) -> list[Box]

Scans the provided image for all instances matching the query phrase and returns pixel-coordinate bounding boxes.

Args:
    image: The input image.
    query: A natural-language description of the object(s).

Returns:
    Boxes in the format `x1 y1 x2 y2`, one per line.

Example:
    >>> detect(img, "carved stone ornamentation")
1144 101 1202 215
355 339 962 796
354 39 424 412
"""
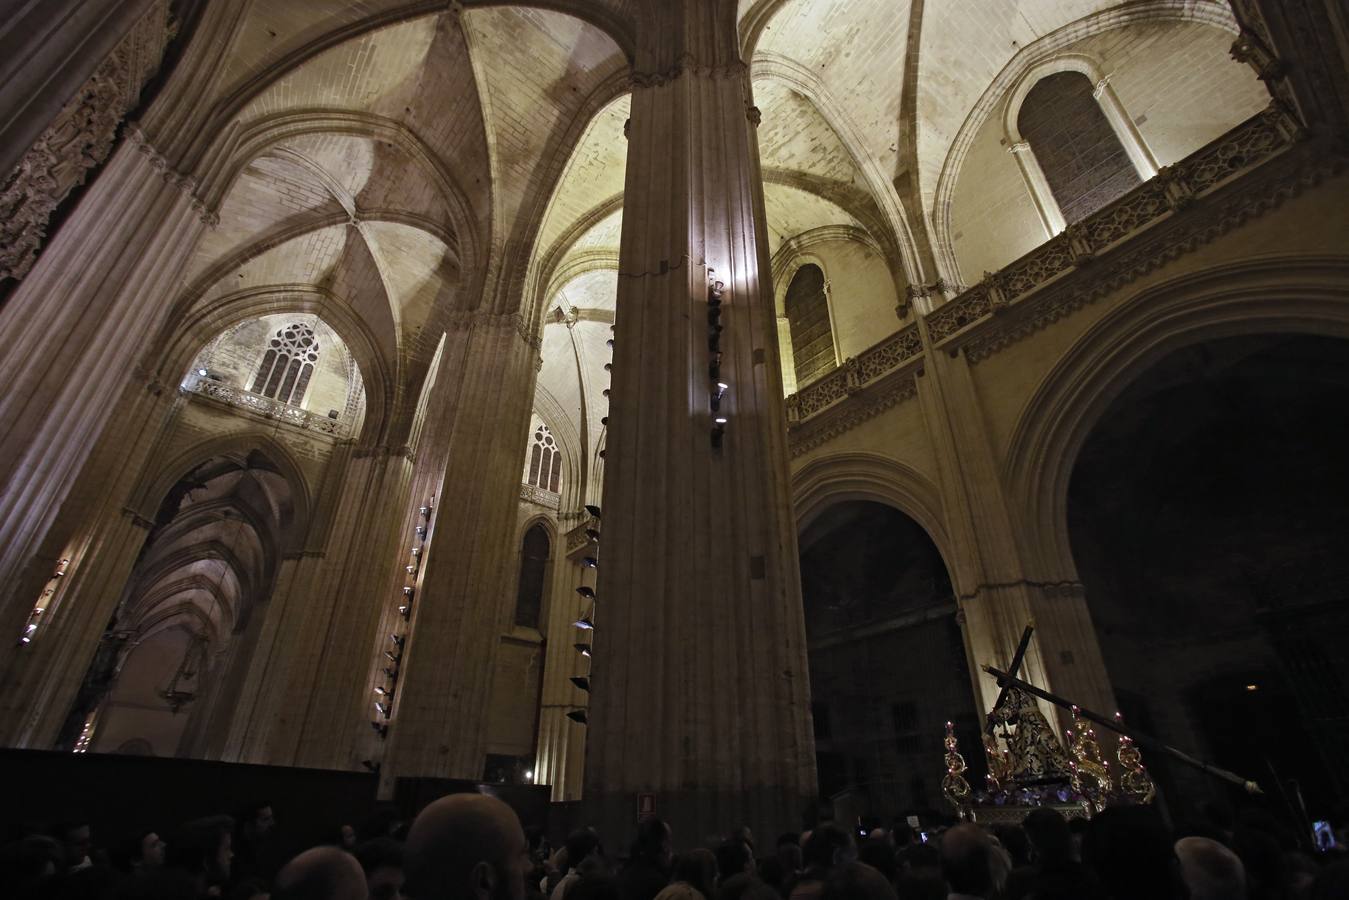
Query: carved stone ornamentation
0 2 172 282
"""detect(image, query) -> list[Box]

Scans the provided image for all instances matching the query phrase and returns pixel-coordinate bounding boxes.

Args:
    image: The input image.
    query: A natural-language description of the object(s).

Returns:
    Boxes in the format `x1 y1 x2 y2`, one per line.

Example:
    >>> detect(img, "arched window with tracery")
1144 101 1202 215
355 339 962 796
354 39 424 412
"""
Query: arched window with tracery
527 424 562 494
250 323 319 406
785 264 837 387
1017 72 1141 225
514 524 550 629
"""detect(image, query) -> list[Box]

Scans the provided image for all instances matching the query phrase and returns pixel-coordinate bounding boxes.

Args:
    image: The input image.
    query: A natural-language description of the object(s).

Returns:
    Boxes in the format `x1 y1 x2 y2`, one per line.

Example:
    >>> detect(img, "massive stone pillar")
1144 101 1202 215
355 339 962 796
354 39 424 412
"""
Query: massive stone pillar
534 523 594 802
0 132 211 648
375 314 538 792
913 336 1117 734
583 2 817 846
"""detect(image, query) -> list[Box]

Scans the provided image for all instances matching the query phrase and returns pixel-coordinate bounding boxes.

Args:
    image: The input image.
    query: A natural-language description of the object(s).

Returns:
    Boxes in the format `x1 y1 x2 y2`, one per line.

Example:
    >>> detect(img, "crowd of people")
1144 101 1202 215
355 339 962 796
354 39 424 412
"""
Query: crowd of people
3 796 1347 900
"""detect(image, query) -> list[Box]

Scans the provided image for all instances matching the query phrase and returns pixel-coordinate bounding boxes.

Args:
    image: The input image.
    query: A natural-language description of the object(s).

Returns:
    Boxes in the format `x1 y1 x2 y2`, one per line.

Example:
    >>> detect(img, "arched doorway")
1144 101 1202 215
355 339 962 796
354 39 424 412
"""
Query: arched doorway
59 450 298 757
799 501 978 825
1068 334 1349 821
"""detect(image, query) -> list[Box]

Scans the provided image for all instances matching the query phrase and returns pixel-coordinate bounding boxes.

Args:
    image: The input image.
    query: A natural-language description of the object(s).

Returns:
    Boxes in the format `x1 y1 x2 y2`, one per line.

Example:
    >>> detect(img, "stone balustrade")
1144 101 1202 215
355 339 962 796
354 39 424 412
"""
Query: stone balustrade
182 373 348 437
786 103 1307 452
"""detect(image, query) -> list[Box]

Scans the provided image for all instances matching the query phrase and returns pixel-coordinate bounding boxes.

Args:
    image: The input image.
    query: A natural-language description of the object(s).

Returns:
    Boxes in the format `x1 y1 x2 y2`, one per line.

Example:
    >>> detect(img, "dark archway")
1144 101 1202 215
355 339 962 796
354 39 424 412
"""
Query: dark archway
799 501 977 824
59 450 297 757
1068 334 1349 821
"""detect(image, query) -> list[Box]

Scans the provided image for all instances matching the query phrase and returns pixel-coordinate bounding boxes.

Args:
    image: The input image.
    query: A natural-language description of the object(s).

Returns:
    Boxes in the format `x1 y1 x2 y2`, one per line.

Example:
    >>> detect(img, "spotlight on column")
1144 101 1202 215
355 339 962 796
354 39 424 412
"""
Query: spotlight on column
361 759 381 772
525 770 534 782
570 676 591 692
712 418 727 449
576 586 596 599
585 504 602 518
375 685 393 697
383 666 399 681
384 649 401 664
574 642 592 657
415 525 426 537
708 280 725 305
581 557 598 569
566 709 589 725
573 614 596 630
197 368 209 377
371 722 388 738
389 634 405 648
403 587 414 597
398 604 411 619
585 528 600 542
410 547 421 557
420 505 432 517
405 564 417 575
375 701 391 718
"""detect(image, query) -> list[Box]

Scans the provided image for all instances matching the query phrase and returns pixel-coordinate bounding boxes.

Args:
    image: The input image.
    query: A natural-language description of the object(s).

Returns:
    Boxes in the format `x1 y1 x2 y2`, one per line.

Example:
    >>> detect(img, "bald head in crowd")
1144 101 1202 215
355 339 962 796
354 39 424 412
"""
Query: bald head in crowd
271 846 367 900
405 793 529 900
1175 837 1245 900
941 824 995 899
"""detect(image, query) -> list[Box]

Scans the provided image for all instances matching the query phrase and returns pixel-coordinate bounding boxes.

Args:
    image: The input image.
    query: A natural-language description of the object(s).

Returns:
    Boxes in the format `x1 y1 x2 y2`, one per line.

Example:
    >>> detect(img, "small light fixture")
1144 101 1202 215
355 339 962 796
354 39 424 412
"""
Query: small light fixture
390 634 405 648
403 586 414 597
415 525 426 537
585 528 600 542
398 604 411 619
375 701 391 718
585 504 602 518
714 417 728 425
405 564 417 575
371 722 388 738
420 505 431 517
582 556 598 569
576 586 596 599
574 642 592 657
573 615 596 630
410 547 421 557
525 770 534 782
197 368 208 377
384 650 401 664
383 666 399 681
1245 683 1259 692
570 676 591 692
375 685 392 696
566 709 588 725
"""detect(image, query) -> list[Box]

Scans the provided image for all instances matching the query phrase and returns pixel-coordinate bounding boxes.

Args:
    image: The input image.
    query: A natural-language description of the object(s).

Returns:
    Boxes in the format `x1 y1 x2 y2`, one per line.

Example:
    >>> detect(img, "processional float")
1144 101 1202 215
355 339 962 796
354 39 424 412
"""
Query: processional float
942 624 1262 822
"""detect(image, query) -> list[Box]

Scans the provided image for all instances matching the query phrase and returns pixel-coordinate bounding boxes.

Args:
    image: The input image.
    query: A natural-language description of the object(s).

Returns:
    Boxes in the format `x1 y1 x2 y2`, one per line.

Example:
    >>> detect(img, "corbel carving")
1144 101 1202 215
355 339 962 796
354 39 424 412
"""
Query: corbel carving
0 2 174 281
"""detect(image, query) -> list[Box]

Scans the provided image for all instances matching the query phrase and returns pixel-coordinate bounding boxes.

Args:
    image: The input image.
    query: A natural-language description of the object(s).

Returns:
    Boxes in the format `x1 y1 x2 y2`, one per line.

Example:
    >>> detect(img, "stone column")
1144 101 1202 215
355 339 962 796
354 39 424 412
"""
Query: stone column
582 2 817 846
534 524 595 802
0 133 210 642
223 445 415 768
0 372 187 748
375 314 538 791
913 336 1117 733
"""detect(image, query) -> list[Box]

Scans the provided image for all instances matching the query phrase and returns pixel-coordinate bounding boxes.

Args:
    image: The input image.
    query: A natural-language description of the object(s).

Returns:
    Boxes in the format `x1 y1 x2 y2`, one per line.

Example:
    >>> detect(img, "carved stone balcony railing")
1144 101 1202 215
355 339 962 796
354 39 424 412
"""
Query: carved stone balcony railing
784 102 1323 454
182 373 348 437
924 104 1303 351
520 482 561 509
785 322 925 455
